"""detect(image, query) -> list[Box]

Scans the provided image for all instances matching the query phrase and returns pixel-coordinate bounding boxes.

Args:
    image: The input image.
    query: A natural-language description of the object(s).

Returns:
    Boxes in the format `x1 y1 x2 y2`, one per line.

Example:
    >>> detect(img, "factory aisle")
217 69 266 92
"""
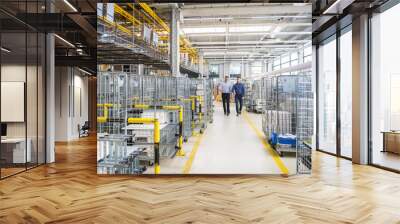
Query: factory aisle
185 104 296 174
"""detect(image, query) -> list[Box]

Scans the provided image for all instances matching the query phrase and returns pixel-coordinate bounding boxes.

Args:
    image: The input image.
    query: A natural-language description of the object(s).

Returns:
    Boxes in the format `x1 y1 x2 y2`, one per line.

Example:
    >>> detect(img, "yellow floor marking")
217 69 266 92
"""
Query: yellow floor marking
242 111 290 175
182 133 204 174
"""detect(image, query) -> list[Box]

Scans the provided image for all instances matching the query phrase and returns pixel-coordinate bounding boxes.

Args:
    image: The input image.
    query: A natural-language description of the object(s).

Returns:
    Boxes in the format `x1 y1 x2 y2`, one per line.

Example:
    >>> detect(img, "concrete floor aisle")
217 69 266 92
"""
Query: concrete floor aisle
185 104 296 174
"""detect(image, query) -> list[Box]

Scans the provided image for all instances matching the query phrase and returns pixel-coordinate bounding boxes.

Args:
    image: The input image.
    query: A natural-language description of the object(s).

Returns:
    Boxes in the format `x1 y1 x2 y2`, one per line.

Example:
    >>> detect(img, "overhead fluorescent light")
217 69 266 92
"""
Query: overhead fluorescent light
182 27 226 34
54 34 75 48
229 26 271 33
184 17 234 21
270 26 283 38
63 0 78 12
1 47 11 53
78 67 93 76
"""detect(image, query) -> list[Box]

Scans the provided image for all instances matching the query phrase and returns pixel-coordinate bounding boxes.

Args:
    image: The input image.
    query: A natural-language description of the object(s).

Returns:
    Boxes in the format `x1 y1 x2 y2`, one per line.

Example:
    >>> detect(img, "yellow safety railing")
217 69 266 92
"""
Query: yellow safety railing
189 95 204 134
114 4 141 26
131 104 185 157
127 118 161 174
97 103 114 123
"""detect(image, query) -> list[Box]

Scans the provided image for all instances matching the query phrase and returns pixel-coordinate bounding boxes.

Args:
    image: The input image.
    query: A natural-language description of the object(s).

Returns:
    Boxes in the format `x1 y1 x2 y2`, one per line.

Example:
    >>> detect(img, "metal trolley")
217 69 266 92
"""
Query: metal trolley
261 72 313 174
97 71 214 174
249 79 265 113
243 80 253 111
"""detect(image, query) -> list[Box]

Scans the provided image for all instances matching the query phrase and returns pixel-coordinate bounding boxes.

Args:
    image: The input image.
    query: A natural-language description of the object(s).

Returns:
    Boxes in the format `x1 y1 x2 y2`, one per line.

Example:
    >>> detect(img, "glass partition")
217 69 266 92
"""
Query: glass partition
1 30 28 178
0 1 46 179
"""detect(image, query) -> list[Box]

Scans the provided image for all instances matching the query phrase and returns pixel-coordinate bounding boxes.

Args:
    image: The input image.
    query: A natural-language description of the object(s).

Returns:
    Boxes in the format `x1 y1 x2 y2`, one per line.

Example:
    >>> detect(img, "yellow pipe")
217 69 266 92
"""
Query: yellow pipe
127 117 157 124
127 117 160 174
97 103 114 107
132 104 150 109
97 104 114 123
176 106 185 156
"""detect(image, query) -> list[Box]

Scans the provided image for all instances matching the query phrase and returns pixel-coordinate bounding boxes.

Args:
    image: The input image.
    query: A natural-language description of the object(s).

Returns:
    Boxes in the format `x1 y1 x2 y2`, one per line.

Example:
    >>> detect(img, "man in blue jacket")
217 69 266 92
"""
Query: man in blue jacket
232 77 245 116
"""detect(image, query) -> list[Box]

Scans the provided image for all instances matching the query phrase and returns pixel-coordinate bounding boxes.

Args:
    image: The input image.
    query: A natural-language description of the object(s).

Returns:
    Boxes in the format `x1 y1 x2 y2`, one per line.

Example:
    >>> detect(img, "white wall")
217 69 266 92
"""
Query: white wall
55 67 89 141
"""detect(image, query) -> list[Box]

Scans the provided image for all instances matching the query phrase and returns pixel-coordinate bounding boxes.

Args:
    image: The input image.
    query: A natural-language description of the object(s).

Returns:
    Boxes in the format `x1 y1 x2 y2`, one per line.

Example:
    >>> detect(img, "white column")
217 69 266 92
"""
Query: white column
223 61 230 78
312 45 317 150
352 14 369 164
170 5 180 77
46 33 55 163
198 52 204 76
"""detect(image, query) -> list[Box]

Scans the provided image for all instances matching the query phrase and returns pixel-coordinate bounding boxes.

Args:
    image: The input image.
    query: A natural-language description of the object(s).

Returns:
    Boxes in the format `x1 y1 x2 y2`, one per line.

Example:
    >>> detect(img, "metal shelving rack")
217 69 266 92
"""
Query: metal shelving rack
97 71 213 174
261 72 313 174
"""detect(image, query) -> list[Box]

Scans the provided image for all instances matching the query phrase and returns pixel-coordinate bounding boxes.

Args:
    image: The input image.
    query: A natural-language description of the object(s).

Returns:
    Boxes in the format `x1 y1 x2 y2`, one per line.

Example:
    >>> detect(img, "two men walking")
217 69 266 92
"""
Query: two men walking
218 76 245 116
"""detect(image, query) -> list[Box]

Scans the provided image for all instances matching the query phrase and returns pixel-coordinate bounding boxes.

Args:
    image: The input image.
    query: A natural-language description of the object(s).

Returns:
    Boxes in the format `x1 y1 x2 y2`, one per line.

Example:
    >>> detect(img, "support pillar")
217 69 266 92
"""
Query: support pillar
46 32 55 163
170 5 180 77
223 61 230 78
199 52 204 78
352 14 369 164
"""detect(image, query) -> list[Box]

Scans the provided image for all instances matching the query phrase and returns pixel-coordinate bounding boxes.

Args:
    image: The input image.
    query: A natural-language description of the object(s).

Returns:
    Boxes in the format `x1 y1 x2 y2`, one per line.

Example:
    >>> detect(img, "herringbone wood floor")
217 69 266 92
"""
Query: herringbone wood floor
1 136 400 224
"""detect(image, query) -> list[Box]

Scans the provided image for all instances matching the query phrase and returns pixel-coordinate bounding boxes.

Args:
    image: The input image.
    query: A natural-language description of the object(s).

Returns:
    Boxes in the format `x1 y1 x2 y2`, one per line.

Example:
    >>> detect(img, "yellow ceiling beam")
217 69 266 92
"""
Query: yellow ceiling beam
114 4 141 26
136 0 170 32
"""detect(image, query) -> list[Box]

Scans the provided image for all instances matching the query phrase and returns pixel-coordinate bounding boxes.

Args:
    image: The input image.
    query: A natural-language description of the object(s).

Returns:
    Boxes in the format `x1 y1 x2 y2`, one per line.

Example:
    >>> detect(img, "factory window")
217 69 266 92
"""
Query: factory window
290 52 299 66
251 61 263 74
273 58 281 70
281 62 290 69
281 54 290 64
304 45 312 62
209 64 220 77
317 35 337 155
230 63 241 77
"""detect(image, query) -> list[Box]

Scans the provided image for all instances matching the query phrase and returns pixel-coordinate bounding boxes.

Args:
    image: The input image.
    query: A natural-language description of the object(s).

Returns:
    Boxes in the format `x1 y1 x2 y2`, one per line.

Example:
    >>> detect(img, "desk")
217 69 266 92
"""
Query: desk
1 138 31 164
382 131 400 155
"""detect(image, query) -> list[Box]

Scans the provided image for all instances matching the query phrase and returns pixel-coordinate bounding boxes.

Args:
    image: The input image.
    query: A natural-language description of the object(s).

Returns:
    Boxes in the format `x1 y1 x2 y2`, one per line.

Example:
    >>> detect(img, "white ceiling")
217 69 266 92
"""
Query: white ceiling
179 3 312 63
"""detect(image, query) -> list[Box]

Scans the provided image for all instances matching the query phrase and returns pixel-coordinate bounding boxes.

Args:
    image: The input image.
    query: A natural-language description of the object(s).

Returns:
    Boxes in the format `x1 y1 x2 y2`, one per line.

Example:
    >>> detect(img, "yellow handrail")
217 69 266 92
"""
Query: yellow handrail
132 104 185 156
127 117 161 174
97 104 114 123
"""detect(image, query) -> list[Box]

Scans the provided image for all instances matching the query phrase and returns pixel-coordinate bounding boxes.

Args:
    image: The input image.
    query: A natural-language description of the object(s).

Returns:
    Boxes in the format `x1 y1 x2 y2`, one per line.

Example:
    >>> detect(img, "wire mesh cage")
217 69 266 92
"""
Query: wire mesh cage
261 72 313 174
295 74 313 174
97 72 129 136
189 78 207 133
250 79 265 113
244 80 253 111
97 69 214 174
204 79 214 124
177 77 192 139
